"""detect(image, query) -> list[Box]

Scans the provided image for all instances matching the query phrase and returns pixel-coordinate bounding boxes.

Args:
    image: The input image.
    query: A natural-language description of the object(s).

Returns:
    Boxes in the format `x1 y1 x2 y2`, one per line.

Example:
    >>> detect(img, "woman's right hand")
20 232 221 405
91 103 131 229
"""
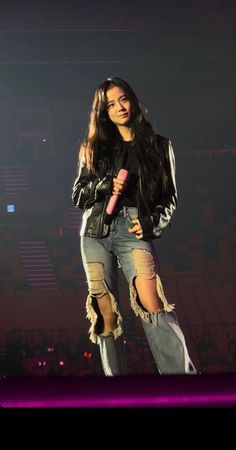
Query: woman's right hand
112 177 126 196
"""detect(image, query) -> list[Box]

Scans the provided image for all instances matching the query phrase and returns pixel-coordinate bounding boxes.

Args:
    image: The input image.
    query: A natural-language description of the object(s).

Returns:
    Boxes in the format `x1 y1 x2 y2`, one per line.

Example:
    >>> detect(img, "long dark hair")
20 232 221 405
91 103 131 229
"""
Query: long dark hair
79 76 168 201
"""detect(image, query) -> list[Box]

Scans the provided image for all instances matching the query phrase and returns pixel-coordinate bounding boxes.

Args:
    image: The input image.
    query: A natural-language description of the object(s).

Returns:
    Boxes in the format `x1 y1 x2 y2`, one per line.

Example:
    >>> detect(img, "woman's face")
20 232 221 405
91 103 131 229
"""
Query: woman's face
106 86 132 127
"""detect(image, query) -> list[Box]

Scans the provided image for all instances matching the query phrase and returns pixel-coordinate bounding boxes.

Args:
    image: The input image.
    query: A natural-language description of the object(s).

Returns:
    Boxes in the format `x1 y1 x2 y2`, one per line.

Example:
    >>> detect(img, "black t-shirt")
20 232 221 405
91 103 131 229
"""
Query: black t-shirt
118 140 139 207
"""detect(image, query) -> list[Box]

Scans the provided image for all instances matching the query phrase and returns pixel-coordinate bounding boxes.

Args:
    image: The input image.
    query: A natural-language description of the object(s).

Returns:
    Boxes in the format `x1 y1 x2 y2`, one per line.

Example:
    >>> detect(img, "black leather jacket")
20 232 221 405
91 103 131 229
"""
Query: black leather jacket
72 134 177 240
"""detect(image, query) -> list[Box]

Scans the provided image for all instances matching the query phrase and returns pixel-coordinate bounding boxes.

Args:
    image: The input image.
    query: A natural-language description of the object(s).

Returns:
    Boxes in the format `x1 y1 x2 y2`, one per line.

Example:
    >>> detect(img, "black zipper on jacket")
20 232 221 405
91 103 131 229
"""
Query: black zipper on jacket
100 196 110 237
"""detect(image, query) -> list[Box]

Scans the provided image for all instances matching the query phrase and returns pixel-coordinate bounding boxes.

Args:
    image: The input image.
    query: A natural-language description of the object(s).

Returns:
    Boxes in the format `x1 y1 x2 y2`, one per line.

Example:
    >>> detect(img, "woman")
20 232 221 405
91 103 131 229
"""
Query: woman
72 76 196 375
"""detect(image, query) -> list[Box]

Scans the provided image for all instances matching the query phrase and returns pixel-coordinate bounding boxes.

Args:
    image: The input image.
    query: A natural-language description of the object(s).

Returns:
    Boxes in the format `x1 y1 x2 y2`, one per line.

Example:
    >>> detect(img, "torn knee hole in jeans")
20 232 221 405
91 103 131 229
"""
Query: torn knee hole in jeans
132 248 156 278
85 262 123 344
86 262 107 298
130 249 175 321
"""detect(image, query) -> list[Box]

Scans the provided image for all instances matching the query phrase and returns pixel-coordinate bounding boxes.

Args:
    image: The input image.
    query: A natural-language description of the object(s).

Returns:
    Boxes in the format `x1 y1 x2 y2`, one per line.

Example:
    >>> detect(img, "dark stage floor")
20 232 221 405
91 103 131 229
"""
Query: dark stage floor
0 372 235 408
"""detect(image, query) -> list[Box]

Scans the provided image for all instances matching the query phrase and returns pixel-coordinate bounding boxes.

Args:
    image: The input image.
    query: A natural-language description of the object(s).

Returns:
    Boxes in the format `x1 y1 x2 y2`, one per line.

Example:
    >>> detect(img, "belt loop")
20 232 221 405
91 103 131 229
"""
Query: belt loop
122 205 127 217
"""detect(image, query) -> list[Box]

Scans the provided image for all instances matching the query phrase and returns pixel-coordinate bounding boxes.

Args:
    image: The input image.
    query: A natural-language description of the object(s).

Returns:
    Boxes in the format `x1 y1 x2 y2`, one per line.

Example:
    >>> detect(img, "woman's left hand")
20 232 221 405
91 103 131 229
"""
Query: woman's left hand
128 219 143 240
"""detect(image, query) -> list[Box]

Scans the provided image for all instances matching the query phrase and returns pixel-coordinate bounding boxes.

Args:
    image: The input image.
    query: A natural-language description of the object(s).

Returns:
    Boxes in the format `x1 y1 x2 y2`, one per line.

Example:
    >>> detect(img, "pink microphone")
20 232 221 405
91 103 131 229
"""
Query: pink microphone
106 169 129 215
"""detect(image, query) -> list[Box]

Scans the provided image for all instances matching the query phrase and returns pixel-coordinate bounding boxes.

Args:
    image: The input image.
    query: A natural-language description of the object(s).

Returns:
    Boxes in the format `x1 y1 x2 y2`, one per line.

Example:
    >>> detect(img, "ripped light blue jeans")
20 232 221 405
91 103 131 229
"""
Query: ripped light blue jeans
80 206 196 375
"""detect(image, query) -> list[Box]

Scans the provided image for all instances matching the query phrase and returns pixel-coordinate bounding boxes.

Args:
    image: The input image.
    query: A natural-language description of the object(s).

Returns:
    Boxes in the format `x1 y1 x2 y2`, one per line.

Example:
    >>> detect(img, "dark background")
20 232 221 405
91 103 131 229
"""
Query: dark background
0 0 235 376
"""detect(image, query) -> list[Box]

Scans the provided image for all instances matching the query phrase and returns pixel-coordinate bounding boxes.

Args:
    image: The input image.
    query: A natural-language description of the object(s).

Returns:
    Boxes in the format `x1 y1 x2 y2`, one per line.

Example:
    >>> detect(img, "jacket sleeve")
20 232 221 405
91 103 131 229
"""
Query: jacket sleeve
71 156 112 209
139 140 177 238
